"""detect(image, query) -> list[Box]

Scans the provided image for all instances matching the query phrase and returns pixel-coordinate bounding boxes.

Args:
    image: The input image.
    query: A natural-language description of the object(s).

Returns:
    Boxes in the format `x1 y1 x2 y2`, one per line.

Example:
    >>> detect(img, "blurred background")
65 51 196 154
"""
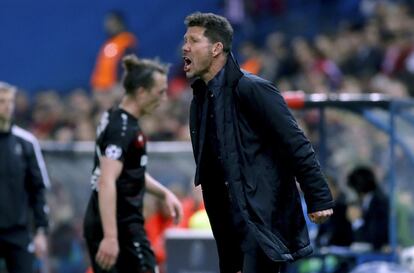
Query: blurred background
1 0 414 272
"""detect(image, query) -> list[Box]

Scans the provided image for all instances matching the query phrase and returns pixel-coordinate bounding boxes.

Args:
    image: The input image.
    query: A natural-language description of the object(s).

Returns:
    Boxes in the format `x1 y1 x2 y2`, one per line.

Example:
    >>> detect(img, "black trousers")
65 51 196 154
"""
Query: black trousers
0 238 34 273
201 180 282 273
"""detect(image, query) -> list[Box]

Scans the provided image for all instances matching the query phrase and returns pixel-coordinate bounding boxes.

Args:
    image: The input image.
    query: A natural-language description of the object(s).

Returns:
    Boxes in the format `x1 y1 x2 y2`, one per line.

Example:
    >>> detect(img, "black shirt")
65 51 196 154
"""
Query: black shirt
205 68 225 168
89 107 147 226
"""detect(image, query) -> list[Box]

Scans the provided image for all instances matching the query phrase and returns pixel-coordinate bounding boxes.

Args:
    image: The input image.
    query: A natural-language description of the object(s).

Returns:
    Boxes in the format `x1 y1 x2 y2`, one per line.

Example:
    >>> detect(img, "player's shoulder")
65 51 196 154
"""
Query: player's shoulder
237 71 279 100
11 125 39 146
103 108 138 138
239 70 273 89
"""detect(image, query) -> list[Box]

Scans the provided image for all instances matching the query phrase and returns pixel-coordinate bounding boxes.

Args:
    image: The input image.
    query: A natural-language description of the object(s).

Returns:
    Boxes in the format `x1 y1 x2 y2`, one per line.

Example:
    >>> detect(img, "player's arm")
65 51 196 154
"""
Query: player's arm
96 157 123 270
145 172 183 224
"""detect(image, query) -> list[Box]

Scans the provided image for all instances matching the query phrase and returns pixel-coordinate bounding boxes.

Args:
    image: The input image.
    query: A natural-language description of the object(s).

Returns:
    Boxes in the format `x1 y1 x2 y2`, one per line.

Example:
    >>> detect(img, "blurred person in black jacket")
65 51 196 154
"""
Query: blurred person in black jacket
0 82 49 273
316 175 353 247
346 166 389 251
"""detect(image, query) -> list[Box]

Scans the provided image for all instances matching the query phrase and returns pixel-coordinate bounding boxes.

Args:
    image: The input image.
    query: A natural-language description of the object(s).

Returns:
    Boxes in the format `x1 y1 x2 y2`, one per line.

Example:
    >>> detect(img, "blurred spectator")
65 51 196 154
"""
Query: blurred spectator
188 209 210 229
239 40 263 75
144 198 171 271
223 0 246 26
245 0 285 17
260 31 290 84
49 222 88 273
47 181 75 225
180 186 205 229
13 90 32 128
396 190 414 247
74 119 95 141
144 186 204 272
90 10 138 119
30 90 65 140
90 10 137 93
316 175 353 247
346 166 389 251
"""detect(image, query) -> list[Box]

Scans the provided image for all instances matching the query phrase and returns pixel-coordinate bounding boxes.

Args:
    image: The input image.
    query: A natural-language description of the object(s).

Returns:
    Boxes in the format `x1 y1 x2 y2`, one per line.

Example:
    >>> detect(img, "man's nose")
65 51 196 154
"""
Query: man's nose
182 42 190 52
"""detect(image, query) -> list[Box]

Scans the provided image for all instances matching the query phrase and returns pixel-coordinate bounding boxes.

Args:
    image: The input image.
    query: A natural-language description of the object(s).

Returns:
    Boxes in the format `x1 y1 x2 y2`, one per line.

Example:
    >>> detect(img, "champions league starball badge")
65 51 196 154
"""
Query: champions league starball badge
105 145 122 160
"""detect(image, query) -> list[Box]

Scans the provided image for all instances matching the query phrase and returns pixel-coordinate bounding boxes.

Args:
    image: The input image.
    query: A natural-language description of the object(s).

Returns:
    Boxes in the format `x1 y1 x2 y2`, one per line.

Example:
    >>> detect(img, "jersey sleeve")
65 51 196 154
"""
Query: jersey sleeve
98 116 133 163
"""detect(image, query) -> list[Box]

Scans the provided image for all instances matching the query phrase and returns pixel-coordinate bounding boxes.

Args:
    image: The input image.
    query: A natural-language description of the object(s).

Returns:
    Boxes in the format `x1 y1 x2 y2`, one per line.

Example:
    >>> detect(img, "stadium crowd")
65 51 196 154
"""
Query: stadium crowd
11 0 414 143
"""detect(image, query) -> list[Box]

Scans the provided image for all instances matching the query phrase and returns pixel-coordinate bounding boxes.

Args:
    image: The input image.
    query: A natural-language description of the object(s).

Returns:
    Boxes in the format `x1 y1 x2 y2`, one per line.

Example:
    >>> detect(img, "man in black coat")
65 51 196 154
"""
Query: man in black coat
182 12 334 273
0 82 49 273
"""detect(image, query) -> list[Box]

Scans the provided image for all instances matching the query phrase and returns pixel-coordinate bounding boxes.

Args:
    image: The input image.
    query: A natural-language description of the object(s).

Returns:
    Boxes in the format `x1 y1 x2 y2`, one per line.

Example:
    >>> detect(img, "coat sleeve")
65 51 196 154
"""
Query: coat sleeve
25 138 50 231
236 75 334 213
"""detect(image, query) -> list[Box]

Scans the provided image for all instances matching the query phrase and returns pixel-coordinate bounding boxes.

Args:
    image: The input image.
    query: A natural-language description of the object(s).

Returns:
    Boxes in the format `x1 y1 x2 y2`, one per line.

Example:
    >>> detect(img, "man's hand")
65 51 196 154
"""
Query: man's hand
163 191 183 225
308 208 333 224
33 229 48 258
95 237 119 271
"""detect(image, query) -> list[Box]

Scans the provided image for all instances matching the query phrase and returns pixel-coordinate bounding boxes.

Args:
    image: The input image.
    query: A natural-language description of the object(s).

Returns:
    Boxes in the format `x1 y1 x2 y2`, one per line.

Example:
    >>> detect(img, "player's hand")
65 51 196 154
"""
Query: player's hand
163 191 183 225
33 229 48 258
308 208 333 224
96 237 119 271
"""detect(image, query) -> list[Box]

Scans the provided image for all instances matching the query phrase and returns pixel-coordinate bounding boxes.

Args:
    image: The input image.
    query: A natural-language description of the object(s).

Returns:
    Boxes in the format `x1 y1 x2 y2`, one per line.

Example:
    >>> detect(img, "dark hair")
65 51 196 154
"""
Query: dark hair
122 54 168 95
347 166 378 194
184 12 233 53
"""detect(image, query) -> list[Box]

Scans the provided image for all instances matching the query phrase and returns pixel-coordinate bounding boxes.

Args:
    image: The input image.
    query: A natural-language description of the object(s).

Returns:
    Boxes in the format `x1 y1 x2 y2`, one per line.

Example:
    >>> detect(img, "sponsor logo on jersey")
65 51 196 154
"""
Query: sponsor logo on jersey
134 133 146 149
140 155 148 166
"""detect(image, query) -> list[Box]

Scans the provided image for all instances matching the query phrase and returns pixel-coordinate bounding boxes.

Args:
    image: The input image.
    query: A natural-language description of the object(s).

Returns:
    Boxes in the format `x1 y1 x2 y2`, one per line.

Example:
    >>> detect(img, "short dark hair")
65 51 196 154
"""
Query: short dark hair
122 54 169 95
347 166 378 194
185 12 233 53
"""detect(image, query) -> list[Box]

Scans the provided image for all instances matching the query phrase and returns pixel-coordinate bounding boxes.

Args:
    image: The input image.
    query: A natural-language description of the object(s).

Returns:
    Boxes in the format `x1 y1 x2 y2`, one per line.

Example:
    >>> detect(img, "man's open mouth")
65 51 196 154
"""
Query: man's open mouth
183 56 192 72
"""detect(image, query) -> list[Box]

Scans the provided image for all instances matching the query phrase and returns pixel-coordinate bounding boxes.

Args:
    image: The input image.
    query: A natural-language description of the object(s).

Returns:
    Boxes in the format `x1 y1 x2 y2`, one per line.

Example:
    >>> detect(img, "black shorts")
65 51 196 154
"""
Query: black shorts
84 222 156 273
84 192 156 273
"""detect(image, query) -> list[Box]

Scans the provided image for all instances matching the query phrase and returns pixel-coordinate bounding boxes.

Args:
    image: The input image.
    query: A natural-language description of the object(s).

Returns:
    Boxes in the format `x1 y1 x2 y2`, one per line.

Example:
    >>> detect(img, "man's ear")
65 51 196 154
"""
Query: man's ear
134 87 146 98
212 42 224 57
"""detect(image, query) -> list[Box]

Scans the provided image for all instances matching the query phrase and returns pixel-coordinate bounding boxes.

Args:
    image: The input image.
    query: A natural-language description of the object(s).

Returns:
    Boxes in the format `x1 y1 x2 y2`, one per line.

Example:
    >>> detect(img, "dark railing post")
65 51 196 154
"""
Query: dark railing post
318 106 327 170
389 101 398 261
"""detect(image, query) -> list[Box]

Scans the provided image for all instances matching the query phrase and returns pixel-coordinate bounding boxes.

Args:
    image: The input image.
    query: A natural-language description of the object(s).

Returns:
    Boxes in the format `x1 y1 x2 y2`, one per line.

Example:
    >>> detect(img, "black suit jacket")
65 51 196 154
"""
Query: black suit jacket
355 189 389 249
